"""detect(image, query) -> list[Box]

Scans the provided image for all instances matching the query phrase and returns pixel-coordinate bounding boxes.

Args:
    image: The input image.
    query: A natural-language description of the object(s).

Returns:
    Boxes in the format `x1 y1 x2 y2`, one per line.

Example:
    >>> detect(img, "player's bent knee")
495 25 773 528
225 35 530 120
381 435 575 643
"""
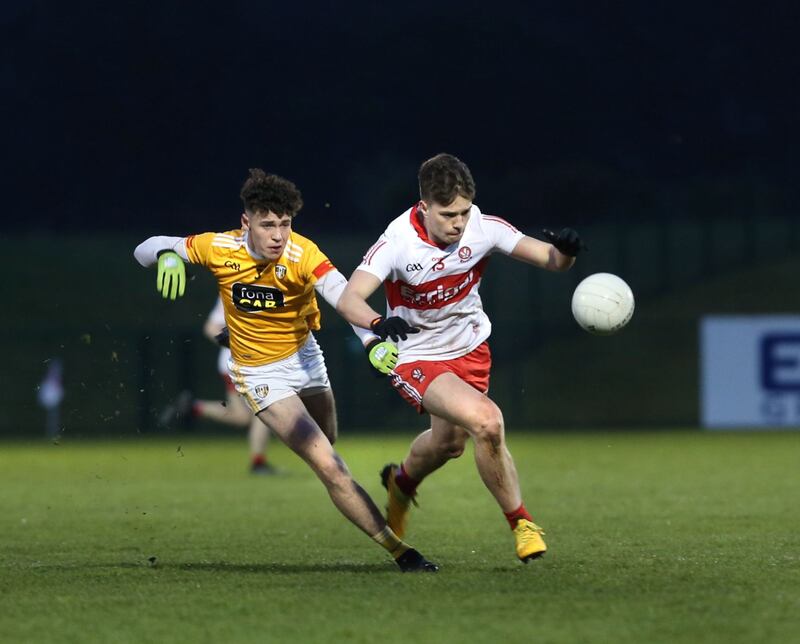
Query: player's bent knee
473 422 502 446
470 405 504 445
313 453 350 487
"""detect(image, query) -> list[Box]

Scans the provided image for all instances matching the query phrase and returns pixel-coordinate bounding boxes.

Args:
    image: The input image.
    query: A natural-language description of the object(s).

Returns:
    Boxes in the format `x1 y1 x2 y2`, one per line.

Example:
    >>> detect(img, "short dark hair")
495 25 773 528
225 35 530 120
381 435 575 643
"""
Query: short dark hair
240 168 304 217
418 153 476 205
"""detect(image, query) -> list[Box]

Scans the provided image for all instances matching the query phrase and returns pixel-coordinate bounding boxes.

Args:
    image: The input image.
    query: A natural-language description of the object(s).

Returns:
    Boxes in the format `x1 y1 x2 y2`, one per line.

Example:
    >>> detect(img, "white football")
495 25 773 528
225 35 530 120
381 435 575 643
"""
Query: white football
571 273 635 335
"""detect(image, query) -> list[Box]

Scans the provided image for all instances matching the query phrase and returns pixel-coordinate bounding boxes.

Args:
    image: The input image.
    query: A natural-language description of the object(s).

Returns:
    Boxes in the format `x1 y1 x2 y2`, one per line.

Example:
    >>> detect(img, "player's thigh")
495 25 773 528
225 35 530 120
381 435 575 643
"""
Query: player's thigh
300 388 338 443
257 396 349 482
257 395 330 458
423 372 501 435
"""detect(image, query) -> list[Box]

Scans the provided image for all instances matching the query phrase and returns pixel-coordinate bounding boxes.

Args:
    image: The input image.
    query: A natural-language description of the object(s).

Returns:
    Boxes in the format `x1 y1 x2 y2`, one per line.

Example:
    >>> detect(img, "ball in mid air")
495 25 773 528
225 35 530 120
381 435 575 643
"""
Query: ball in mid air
571 273 634 335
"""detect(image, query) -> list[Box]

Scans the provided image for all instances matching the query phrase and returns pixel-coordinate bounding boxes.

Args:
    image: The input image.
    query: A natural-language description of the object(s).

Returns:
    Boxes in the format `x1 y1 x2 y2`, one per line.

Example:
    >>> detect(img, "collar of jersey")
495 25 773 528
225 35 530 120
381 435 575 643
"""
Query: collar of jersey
242 230 268 261
410 203 451 250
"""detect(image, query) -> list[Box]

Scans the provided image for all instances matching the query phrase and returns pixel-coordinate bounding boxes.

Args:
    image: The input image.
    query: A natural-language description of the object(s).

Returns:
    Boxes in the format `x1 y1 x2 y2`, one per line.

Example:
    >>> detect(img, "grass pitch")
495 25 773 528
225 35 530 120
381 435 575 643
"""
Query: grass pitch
1 431 798 644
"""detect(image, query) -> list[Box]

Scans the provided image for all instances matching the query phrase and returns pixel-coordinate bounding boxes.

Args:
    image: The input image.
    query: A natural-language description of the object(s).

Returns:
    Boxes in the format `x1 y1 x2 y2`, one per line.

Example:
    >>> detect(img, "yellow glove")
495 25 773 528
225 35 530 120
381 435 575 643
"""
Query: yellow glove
366 340 398 376
156 250 186 300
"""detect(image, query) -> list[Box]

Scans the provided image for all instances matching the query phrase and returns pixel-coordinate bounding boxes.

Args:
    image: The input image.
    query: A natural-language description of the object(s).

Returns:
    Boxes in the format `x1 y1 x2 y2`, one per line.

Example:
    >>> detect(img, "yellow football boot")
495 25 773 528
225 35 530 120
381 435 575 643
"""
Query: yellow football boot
513 519 547 562
380 463 416 539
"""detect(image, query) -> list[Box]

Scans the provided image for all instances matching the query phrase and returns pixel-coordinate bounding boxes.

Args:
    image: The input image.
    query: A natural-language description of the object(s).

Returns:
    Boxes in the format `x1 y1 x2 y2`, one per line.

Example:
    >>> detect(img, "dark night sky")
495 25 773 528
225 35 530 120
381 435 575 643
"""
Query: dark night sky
3 1 798 234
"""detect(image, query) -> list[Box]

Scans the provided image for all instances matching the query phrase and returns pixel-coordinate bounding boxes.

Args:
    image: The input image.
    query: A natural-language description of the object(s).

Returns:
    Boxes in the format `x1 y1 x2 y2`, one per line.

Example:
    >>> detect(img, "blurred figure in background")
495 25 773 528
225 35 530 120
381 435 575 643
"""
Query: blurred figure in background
160 297 275 475
37 358 64 439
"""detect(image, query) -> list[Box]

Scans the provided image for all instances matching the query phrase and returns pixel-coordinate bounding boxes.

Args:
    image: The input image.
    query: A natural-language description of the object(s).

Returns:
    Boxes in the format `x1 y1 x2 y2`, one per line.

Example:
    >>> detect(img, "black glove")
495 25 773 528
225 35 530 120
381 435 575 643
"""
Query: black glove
214 327 230 348
370 316 420 342
542 227 587 257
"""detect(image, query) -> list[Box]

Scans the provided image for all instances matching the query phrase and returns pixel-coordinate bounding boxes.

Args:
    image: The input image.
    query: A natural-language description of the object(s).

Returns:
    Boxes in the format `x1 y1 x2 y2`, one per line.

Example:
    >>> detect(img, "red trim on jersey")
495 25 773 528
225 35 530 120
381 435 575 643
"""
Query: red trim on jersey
410 204 449 250
482 214 518 232
185 235 196 249
384 257 489 310
363 240 386 265
312 259 335 279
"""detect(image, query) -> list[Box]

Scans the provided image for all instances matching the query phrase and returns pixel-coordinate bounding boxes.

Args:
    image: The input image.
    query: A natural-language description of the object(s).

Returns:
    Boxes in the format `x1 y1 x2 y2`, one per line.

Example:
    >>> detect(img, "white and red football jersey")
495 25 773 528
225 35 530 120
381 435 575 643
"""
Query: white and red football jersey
357 203 524 364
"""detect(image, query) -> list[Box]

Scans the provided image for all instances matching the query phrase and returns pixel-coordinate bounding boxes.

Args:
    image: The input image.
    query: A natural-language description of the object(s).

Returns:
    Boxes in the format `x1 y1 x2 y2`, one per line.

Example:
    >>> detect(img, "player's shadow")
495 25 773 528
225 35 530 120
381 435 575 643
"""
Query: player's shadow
28 561 392 574
171 561 390 574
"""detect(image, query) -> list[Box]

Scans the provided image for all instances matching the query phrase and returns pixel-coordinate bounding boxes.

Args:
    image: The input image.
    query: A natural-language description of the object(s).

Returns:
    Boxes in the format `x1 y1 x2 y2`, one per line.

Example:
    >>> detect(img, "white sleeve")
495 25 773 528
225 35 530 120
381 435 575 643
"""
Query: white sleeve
207 297 226 327
315 269 379 347
480 211 525 255
133 236 188 267
354 234 394 282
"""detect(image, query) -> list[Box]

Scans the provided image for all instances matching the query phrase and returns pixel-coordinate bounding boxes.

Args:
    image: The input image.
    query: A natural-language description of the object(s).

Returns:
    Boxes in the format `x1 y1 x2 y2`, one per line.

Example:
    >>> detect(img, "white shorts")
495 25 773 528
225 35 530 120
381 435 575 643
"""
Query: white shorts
227 333 330 413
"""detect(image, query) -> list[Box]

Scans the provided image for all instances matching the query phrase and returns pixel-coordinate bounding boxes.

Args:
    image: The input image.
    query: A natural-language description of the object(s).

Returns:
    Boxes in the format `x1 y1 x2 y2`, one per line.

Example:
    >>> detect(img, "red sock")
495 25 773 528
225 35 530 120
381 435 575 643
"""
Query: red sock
251 454 266 466
503 503 533 530
395 463 420 497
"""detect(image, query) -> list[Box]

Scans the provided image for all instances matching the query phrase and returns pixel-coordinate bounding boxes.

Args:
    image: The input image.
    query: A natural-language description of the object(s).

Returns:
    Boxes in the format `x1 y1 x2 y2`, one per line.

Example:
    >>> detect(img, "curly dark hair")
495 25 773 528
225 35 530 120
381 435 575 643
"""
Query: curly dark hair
418 153 476 205
240 168 304 217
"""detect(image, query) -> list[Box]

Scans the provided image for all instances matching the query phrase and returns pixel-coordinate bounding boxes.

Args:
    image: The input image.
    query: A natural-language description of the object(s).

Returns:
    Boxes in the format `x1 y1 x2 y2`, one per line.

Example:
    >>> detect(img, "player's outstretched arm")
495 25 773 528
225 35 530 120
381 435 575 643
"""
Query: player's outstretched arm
314 269 397 375
315 269 378 343
337 270 419 342
510 228 585 272
133 235 189 300
133 235 187 267
336 269 384 328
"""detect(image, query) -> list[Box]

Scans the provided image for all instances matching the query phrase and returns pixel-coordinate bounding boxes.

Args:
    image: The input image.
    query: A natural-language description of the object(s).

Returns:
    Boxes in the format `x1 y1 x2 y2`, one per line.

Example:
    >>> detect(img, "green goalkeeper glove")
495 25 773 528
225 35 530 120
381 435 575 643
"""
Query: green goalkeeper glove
156 250 186 300
365 339 398 376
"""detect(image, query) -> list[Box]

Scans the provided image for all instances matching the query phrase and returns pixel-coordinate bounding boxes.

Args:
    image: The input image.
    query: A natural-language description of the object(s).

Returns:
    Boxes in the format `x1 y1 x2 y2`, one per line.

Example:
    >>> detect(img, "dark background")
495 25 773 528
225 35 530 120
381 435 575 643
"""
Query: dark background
5 1 798 234
3 2 799 435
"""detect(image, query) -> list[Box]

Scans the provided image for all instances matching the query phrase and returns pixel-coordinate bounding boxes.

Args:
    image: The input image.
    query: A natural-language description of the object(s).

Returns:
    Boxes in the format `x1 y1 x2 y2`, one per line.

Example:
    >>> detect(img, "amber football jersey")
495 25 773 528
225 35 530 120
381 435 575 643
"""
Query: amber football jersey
184 229 335 366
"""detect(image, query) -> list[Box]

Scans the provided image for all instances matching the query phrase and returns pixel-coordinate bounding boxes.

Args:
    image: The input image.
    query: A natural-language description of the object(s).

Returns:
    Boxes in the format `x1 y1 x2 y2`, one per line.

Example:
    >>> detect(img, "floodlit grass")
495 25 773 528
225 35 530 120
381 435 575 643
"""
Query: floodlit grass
1 431 798 643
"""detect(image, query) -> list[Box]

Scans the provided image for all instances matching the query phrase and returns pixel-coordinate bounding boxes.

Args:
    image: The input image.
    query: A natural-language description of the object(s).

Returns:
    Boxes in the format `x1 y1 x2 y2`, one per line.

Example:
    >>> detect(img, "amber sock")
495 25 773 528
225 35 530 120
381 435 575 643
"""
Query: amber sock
371 526 410 559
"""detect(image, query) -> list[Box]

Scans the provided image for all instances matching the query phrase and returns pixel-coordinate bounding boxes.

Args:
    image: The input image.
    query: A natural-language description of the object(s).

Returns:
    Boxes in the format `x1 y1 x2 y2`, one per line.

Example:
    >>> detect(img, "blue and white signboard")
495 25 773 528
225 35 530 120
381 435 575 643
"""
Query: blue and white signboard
701 316 800 428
